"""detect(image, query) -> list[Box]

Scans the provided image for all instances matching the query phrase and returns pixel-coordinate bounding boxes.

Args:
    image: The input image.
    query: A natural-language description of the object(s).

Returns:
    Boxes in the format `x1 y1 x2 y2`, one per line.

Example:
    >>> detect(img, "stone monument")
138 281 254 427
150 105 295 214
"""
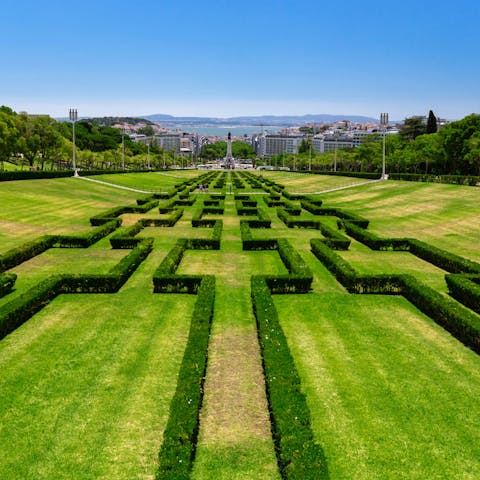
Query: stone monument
224 131 234 168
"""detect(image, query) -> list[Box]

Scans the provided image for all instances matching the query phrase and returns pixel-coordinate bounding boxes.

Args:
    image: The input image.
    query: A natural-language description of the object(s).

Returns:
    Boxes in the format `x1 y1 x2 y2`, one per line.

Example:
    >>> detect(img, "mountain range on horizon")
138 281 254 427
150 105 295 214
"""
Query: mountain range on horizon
140 113 380 125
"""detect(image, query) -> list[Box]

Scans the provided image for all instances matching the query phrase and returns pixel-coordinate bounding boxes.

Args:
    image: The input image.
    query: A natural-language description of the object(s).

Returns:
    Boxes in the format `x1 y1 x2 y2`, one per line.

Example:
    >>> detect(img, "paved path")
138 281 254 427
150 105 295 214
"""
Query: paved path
75 175 157 194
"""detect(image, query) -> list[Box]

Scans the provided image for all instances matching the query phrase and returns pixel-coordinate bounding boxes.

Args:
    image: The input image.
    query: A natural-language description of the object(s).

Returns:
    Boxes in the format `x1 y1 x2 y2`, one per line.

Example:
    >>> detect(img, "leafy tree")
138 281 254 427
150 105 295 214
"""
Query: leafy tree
426 110 438 134
137 125 155 136
298 138 311 154
399 116 426 141
0 110 19 169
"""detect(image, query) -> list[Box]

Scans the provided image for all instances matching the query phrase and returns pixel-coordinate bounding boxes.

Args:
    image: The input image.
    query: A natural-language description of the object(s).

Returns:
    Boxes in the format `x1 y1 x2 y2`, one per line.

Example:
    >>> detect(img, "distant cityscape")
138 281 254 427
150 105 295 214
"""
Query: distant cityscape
114 115 448 161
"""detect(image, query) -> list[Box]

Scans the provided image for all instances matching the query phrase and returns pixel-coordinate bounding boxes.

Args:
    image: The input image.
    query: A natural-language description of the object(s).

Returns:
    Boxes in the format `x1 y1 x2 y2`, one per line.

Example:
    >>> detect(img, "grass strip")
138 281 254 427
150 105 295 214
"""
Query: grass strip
251 276 329 480
156 276 215 479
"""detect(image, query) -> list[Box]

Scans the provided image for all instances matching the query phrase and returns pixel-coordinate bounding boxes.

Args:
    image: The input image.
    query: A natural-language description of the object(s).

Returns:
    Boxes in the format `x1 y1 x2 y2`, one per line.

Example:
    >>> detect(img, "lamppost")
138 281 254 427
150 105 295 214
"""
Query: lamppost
147 141 151 170
121 127 125 170
380 112 389 179
334 132 338 172
69 108 79 176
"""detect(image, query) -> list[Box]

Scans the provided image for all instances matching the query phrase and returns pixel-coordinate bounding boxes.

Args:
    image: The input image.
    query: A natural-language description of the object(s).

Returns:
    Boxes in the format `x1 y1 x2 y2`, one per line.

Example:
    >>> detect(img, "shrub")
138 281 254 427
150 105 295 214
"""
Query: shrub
0 235 57 272
251 276 329 479
156 276 215 479
446 274 480 314
343 222 410 251
56 219 121 248
409 239 480 273
0 273 17 298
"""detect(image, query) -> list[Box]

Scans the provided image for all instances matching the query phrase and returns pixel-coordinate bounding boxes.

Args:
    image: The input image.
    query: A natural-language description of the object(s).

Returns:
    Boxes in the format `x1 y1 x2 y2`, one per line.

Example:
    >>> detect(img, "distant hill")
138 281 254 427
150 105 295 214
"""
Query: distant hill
83 116 155 126
141 113 378 125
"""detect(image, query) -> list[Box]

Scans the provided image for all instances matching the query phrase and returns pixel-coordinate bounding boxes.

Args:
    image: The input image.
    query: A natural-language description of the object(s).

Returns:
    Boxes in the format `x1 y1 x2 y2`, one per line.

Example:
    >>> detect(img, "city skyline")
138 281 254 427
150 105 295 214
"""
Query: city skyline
1 0 479 120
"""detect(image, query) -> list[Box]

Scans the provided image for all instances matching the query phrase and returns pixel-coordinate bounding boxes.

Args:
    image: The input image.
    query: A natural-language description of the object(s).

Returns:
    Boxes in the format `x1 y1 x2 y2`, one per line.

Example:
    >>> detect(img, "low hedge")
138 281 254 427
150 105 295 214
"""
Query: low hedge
446 274 480 314
343 222 410 251
316 221 351 250
0 276 64 339
56 219 121 248
0 235 57 272
308 207 369 228
251 276 329 479
401 275 480 353
156 275 215 479
389 173 480 186
0 273 17 298
240 221 277 250
278 239 312 278
0 239 153 339
409 239 480 274
310 239 480 351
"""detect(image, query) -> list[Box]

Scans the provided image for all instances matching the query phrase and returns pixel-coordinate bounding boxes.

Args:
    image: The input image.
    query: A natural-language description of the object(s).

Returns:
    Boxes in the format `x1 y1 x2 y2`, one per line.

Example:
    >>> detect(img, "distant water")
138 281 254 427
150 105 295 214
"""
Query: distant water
165 125 281 137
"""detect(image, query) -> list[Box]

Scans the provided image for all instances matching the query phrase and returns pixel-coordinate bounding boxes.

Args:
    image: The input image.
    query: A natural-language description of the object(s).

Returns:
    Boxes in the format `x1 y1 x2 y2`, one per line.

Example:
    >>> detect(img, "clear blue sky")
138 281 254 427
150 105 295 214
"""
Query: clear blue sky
1 0 479 120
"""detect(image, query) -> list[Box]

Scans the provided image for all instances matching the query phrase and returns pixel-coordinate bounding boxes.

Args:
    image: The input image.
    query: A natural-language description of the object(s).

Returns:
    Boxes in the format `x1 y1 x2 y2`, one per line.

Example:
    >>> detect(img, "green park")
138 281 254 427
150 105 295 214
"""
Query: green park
0 169 479 479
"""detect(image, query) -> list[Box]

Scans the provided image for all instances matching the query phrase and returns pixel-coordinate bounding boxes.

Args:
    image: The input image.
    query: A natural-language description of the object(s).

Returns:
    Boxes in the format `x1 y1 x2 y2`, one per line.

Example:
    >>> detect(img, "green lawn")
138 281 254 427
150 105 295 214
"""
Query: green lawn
275 293 480 479
1 171 479 479
0 251 195 480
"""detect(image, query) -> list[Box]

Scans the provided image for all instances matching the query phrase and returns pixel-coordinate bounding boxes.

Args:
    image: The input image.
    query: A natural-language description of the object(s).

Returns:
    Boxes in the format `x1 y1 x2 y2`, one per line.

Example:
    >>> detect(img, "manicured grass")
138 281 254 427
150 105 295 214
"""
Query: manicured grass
0 252 195 479
1 171 479 479
261 171 374 192
88 170 201 191
180 198 282 480
0 177 139 250
275 293 480 479
315 180 480 262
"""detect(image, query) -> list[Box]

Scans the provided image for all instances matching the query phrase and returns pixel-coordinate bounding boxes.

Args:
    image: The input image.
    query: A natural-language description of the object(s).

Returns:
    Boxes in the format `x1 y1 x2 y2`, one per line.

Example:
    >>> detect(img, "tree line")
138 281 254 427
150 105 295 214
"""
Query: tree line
268 112 480 176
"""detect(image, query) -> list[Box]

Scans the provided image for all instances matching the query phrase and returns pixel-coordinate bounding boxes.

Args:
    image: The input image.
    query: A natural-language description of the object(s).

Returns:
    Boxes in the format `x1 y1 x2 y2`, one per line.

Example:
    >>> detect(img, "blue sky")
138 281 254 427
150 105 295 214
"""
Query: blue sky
1 0 479 120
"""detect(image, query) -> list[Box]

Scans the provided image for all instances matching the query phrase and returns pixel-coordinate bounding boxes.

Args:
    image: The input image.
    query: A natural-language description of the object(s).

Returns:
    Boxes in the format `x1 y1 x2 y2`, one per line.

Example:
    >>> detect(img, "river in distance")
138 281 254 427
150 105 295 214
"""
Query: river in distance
164 125 282 136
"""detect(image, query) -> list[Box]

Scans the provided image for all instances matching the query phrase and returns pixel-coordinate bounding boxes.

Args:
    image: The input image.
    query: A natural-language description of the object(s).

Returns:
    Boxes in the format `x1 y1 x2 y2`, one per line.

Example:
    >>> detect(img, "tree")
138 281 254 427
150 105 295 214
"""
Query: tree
298 138 311 154
426 110 438 134
0 110 19 170
16 114 43 168
399 116 427 142
137 125 154 136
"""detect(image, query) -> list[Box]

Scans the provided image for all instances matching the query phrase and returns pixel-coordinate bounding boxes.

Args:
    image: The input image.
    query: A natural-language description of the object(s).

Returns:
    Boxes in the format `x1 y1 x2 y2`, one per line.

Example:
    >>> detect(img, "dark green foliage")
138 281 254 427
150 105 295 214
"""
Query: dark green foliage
156 276 215 480
310 239 480 351
186 220 222 250
343 222 410 251
426 110 438 134
251 276 329 479
55 219 121 248
0 276 64 339
240 221 277 250
0 239 152 340
401 275 480 353
446 274 480 314
0 170 73 182
409 239 480 273
90 206 132 226
0 235 56 272
0 273 17 298
388 173 479 186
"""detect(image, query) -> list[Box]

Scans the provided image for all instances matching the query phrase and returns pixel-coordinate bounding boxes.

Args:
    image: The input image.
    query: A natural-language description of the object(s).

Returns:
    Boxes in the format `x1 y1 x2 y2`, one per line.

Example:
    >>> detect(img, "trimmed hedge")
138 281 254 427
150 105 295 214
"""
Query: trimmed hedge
343 222 410 251
0 235 57 272
156 275 215 479
401 274 480 353
240 221 277 251
310 239 480 351
0 239 153 339
408 239 480 274
0 273 17 298
55 219 121 248
446 274 480 314
389 173 480 186
251 276 329 479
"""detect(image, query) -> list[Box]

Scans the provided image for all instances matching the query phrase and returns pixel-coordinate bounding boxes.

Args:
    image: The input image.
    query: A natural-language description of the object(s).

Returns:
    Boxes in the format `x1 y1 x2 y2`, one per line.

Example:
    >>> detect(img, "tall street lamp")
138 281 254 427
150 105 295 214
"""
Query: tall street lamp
69 108 79 176
380 113 389 179
121 127 125 170
147 140 151 170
